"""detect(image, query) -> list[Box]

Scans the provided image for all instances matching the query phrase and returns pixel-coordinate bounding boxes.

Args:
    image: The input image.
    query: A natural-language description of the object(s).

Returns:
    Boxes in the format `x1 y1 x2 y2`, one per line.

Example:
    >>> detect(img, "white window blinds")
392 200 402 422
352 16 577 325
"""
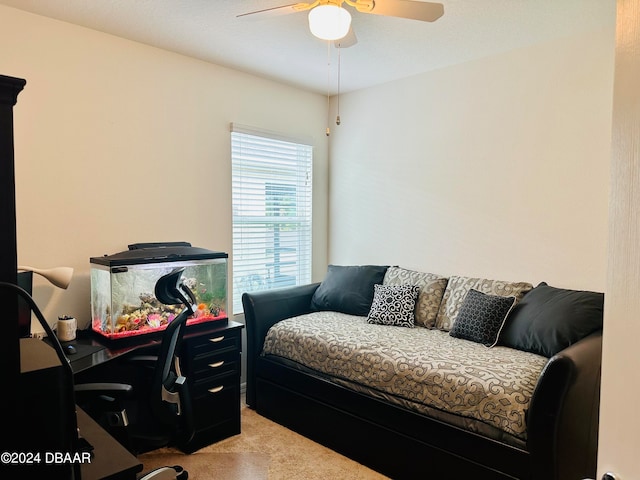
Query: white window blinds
231 124 313 314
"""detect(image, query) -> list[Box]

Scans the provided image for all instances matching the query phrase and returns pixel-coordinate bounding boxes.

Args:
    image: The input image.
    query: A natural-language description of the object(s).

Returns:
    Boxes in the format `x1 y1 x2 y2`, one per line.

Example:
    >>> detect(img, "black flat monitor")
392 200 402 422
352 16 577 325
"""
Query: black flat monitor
17 270 33 338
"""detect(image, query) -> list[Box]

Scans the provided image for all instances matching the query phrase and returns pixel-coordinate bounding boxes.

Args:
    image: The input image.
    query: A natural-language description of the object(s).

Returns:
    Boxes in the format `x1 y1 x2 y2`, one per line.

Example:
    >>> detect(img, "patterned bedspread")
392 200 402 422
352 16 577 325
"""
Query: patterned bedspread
262 311 549 440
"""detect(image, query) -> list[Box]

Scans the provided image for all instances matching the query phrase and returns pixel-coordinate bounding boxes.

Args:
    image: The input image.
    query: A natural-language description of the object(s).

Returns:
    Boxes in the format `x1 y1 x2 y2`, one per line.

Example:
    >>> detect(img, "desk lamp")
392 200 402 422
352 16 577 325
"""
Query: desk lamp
18 265 73 289
17 265 73 338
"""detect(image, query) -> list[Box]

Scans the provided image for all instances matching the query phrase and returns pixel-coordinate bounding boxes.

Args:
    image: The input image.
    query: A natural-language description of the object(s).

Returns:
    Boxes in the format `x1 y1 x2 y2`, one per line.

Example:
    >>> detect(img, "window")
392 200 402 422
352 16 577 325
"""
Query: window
231 124 313 314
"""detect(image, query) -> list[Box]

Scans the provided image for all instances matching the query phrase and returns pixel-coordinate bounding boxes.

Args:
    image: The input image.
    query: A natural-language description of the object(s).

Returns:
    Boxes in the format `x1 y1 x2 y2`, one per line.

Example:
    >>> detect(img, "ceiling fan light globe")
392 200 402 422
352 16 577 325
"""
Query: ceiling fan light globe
308 5 351 41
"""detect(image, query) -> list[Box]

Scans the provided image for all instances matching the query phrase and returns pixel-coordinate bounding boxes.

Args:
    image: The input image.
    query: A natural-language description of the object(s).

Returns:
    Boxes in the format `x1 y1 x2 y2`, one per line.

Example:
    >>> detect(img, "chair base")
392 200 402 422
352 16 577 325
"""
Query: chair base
138 465 188 480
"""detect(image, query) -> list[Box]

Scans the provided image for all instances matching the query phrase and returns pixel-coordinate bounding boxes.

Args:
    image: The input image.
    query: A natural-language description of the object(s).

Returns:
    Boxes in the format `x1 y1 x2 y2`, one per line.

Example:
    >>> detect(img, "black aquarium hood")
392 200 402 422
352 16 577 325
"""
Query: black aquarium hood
90 242 228 268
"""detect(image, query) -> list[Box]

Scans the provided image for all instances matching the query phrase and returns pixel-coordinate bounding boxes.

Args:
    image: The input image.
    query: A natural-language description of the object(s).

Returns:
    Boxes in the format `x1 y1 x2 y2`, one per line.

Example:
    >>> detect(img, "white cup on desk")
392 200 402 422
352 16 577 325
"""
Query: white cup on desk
57 316 77 342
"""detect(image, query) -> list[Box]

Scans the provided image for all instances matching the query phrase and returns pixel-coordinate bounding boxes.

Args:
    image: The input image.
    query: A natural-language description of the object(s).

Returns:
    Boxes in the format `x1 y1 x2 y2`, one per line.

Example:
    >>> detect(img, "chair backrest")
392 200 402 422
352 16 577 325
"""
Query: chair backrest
149 268 197 443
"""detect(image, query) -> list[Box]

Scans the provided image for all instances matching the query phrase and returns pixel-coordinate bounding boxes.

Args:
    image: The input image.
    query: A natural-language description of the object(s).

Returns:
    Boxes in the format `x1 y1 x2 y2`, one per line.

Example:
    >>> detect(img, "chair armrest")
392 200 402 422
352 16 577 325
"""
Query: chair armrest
242 282 320 407
74 382 133 397
527 331 602 480
126 355 159 363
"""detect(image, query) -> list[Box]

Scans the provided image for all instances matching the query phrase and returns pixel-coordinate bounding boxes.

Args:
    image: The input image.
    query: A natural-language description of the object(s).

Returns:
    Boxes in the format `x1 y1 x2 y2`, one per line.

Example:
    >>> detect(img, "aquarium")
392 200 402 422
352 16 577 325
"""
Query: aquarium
90 243 228 340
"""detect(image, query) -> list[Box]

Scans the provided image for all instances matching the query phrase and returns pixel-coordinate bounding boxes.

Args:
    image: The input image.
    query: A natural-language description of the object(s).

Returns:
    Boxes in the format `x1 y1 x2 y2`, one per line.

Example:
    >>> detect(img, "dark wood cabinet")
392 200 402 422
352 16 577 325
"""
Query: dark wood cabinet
0 74 26 396
178 320 244 453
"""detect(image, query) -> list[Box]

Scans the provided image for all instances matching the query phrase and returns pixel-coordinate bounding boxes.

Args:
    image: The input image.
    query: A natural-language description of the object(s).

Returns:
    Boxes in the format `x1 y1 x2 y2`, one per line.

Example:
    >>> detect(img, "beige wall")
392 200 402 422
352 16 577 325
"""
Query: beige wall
328 23 615 291
0 5 329 329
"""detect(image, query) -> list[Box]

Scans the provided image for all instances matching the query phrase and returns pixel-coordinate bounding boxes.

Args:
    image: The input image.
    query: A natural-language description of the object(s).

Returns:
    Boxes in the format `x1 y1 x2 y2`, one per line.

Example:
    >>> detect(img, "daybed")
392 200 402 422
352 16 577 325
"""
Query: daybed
243 265 603 480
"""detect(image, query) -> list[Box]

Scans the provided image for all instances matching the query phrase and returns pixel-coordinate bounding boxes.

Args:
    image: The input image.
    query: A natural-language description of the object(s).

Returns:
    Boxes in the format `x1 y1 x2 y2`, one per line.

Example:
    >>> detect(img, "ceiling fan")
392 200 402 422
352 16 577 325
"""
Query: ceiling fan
237 0 444 47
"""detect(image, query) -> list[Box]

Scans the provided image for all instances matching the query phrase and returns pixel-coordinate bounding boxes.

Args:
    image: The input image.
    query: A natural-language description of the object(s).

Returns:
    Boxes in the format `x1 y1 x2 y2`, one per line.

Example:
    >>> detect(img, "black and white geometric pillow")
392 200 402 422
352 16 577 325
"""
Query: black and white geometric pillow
449 289 516 347
367 284 421 328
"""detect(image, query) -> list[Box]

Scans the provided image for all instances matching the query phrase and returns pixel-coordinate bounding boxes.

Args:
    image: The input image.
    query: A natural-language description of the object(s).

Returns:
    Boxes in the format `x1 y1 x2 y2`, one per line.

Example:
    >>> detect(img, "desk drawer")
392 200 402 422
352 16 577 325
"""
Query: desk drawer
190 346 239 370
191 369 238 397
191 352 240 380
192 382 239 425
181 389 241 453
187 329 241 358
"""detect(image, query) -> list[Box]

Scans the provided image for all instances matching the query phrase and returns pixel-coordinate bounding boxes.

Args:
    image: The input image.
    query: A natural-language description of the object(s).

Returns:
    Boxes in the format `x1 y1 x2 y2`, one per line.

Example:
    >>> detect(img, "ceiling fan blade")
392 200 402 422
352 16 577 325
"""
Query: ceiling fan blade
366 0 444 22
334 27 358 48
236 3 309 19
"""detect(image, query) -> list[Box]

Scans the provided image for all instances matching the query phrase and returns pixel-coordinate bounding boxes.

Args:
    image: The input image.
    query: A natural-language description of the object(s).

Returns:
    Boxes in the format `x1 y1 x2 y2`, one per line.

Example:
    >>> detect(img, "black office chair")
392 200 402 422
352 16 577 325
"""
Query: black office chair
75 268 196 474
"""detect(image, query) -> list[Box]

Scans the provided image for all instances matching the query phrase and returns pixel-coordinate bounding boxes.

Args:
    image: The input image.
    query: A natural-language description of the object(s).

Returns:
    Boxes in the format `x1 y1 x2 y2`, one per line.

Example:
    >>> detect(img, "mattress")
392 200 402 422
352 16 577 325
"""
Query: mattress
261 311 549 443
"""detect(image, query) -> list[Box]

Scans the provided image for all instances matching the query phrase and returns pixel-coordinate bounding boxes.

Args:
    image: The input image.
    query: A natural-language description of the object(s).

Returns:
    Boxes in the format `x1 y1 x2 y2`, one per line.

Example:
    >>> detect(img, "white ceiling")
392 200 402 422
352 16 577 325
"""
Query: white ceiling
0 0 612 95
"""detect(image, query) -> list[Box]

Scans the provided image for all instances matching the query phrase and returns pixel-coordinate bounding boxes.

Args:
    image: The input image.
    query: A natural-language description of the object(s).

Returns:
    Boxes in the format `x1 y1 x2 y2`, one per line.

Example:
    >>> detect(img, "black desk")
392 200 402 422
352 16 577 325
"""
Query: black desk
58 329 162 374
64 320 244 453
16 338 142 480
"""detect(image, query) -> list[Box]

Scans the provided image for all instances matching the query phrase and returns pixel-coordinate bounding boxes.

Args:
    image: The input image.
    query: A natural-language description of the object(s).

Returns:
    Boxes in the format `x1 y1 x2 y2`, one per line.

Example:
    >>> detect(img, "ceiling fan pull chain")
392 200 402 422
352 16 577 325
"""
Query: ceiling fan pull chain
326 40 331 136
336 45 341 125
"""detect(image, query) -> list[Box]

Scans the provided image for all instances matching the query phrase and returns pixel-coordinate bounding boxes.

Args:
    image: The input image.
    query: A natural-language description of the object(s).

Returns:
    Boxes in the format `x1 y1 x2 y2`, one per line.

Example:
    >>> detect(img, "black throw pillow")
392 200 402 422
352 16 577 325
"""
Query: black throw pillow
500 282 604 357
449 289 516 347
310 265 389 316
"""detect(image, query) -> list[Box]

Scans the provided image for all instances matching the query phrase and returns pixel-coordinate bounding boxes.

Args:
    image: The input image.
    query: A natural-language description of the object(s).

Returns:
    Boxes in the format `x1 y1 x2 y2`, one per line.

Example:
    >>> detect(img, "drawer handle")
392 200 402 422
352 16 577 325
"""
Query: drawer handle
208 360 225 368
209 336 225 343
208 385 224 394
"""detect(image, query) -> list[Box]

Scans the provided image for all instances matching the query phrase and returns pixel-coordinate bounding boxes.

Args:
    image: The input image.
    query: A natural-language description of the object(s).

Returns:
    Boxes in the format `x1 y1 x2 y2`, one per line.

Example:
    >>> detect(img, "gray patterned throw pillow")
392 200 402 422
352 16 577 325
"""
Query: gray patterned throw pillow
367 284 420 328
435 276 533 331
383 266 448 328
449 289 516 347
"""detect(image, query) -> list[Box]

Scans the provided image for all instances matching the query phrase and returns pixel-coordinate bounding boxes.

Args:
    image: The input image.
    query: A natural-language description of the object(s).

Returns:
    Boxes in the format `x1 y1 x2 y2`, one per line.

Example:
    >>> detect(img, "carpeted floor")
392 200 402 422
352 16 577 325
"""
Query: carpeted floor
138 405 389 479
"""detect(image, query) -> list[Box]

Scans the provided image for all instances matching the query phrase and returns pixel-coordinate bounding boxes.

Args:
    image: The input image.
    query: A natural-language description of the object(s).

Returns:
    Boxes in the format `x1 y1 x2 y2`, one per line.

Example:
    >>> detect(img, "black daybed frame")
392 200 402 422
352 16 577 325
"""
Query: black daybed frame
243 283 602 480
